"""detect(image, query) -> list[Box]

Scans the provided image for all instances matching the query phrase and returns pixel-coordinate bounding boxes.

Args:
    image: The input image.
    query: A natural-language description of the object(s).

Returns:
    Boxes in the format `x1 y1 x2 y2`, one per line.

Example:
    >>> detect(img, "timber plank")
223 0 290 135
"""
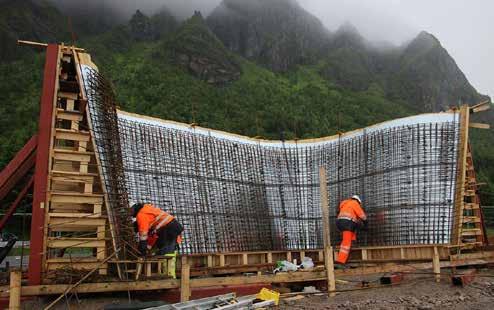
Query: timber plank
53 149 93 162
49 192 103 204
47 238 106 248
56 110 83 122
55 129 90 142
58 92 78 100
49 213 105 218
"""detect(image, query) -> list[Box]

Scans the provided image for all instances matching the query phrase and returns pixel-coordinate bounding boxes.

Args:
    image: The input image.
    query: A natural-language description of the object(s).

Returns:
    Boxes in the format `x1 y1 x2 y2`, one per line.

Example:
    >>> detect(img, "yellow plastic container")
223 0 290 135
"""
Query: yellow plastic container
256 288 280 305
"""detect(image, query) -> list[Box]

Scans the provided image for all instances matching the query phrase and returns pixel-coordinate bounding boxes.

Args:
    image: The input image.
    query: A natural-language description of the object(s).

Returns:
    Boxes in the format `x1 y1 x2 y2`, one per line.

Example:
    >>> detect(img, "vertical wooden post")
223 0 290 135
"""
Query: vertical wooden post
319 167 336 297
180 256 191 302
361 249 368 261
433 246 440 283
286 252 292 262
9 270 21 310
135 258 143 281
242 253 248 265
452 105 470 246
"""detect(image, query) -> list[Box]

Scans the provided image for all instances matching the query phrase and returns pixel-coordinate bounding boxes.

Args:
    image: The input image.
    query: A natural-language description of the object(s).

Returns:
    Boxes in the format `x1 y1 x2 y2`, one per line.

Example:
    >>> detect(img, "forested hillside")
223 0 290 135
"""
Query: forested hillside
0 0 492 206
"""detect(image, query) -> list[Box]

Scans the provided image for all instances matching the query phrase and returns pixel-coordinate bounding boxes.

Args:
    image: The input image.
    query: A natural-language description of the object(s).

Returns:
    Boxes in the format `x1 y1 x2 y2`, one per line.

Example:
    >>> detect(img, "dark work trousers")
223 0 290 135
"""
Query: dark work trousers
156 219 184 255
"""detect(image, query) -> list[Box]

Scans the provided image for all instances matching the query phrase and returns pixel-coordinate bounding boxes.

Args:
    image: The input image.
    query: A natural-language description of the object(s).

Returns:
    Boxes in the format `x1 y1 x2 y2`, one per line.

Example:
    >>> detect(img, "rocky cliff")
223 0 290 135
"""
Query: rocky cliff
168 12 241 85
207 0 330 72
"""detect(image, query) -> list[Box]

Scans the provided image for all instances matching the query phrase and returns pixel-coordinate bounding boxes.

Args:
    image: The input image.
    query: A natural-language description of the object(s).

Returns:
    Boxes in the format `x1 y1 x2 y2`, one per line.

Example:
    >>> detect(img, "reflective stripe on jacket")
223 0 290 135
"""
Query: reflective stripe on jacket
337 199 366 222
137 204 175 240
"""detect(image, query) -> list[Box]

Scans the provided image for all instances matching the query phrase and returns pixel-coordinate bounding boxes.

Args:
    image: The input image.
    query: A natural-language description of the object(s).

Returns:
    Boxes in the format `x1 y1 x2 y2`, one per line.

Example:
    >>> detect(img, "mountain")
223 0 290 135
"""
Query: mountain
163 11 241 85
207 0 330 72
319 27 483 112
390 31 482 111
0 0 492 206
128 8 178 42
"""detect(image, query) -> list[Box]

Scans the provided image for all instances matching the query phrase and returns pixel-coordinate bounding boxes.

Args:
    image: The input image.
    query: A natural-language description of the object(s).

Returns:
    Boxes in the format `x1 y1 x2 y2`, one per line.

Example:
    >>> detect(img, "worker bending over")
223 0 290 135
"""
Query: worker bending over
335 195 367 265
131 203 183 257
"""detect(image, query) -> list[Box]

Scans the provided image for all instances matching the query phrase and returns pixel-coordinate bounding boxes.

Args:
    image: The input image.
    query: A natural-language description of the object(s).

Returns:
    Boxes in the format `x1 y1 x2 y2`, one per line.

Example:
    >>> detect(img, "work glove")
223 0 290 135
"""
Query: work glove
138 240 148 257
361 220 369 231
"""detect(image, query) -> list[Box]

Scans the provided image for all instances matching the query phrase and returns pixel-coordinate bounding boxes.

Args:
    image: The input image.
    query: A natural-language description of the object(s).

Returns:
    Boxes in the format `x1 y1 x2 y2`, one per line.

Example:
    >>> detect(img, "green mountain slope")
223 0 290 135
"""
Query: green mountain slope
0 0 70 61
0 0 492 207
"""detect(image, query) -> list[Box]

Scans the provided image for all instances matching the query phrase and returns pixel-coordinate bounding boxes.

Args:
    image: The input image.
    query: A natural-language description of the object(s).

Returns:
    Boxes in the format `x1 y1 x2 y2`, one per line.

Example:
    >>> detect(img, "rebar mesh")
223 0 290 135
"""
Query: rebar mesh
82 68 460 255
82 68 133 259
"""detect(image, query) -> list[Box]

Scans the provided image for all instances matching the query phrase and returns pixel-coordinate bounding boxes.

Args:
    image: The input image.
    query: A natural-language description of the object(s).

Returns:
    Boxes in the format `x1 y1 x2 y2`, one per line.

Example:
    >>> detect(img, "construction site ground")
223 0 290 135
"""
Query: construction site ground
279 269 494 310
19 268 494 309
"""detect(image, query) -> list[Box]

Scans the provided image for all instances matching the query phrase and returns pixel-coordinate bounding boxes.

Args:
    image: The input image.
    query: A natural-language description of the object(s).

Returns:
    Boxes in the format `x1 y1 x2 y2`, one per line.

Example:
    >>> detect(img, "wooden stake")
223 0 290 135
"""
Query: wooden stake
319 167 336 297
433 246 440 283
180 256 191 302
9 270 21 310
135 258 143 281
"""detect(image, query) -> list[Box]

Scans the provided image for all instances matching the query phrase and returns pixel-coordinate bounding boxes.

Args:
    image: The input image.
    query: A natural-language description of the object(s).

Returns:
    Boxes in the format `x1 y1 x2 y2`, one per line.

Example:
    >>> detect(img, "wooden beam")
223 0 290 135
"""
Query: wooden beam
48 212 104 218
469 122 490 129
49 192 103 204
52 149 93 162
5 253 494 298
17 40 85 51
55 129 90 142
56 109 82 121
9 270 21 310
452 105 470 245
47 238 105 248
319 166 336 297
470 101 491 113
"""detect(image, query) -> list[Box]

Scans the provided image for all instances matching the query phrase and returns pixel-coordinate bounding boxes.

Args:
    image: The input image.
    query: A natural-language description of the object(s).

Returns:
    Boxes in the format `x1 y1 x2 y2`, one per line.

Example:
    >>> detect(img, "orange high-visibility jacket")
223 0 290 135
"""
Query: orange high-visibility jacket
337 199 366 222
136 204 175 238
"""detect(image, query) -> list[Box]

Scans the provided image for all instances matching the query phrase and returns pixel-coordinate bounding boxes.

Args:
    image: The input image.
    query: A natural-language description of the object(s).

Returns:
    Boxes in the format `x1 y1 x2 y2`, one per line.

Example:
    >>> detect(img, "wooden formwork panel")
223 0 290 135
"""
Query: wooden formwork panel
182 245 451 271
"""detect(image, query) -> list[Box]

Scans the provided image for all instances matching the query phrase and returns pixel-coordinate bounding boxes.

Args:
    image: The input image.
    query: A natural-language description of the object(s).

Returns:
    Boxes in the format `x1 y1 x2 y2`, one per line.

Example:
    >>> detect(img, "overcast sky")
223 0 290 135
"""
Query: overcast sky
57 0 493 98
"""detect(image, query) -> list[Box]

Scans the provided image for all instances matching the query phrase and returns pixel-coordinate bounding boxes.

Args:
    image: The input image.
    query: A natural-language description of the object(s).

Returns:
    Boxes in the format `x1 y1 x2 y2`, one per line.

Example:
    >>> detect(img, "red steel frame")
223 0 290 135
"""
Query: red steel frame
28 44 59 286
0 135 37 202
0 176 34 231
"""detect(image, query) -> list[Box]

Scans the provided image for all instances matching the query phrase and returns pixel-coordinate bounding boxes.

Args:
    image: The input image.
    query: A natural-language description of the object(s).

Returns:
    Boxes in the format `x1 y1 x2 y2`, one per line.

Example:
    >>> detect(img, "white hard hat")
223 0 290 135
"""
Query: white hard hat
351 195 362 204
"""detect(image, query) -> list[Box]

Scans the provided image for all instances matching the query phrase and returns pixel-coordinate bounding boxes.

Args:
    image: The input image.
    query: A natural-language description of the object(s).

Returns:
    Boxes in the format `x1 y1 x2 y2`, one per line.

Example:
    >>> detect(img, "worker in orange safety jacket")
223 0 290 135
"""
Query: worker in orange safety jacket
335 195 367 265
131 203 183 256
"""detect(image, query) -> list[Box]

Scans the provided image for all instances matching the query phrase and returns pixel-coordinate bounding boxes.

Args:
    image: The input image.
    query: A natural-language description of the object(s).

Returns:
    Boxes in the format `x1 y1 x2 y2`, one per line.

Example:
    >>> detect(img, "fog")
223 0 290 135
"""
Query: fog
49 0 493 98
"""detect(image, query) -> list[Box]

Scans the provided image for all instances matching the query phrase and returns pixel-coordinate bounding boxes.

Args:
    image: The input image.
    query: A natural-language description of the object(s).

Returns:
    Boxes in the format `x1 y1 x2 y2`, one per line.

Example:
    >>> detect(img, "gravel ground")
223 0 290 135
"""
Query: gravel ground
279 270 494 310
22 269 494 309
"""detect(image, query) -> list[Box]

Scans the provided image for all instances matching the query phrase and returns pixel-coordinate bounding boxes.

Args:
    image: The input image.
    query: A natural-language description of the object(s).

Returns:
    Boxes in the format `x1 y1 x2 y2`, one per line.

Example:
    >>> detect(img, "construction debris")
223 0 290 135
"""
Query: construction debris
452 269 477 286
143 292 276 310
